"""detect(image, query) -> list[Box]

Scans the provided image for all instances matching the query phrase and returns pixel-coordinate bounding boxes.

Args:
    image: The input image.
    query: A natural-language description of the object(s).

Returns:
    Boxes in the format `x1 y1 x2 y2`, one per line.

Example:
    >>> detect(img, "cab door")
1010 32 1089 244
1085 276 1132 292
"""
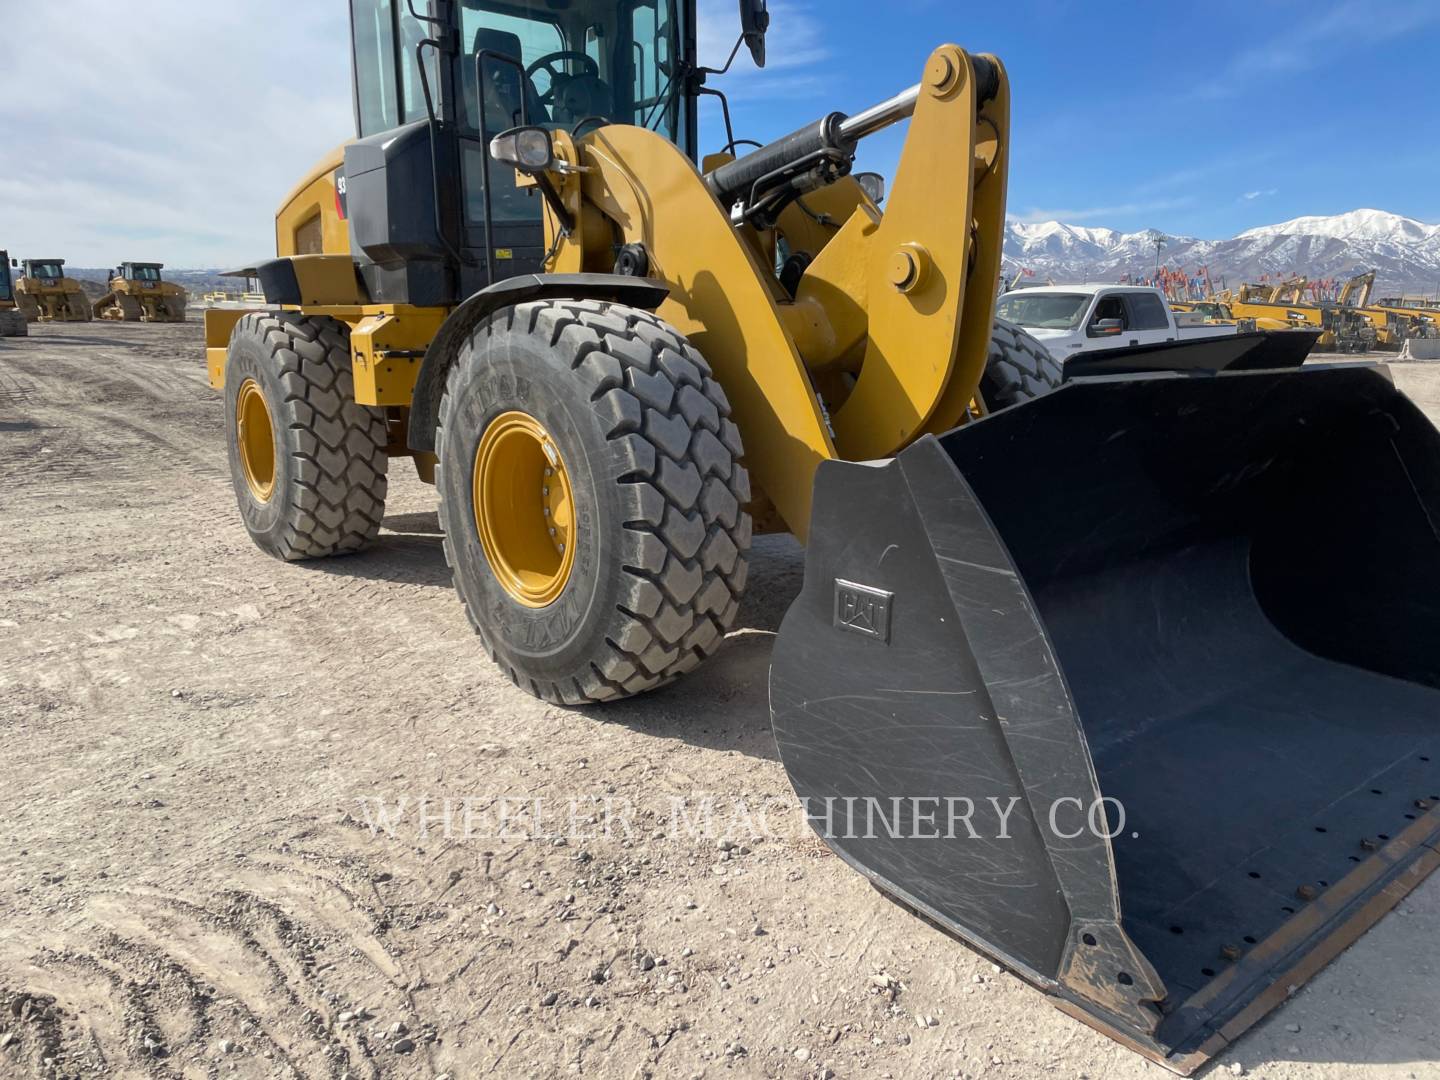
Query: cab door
1117 290 1176 346
453 5 560 293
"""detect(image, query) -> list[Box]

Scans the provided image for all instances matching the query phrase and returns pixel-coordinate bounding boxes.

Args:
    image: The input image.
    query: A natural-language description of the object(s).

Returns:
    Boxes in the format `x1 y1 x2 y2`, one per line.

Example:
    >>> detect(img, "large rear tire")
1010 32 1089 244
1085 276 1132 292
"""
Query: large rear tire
982 316 1063 409
224 313 388 561
436 299 751 705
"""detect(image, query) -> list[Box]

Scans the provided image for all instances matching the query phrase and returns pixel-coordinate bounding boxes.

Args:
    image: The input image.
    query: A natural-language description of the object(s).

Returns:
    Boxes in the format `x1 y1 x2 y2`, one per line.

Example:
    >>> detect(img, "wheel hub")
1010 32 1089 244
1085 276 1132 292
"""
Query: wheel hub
235 378 277 502
473 411 577 608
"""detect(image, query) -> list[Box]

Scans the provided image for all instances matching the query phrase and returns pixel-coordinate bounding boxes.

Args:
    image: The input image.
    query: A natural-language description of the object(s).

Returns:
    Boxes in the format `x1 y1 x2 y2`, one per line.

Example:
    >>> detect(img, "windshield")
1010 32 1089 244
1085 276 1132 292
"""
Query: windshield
995 292 1092 330
28 262 63 279
129 266 162 281
459 0 687 143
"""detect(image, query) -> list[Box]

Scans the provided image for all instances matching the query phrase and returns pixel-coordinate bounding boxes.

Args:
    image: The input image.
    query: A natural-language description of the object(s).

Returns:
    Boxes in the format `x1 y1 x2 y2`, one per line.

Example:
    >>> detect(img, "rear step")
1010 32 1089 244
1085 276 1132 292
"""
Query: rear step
770 363 1440 1073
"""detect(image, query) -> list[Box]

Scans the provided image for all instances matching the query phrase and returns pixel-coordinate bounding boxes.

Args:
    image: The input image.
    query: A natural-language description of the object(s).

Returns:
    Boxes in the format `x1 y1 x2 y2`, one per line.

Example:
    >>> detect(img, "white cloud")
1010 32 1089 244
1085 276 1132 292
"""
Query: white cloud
1241 189 1279 201
1010 197 1194 225
0 1 836 266
0 2 352 268
695 0 830 117
1199 0 1440 99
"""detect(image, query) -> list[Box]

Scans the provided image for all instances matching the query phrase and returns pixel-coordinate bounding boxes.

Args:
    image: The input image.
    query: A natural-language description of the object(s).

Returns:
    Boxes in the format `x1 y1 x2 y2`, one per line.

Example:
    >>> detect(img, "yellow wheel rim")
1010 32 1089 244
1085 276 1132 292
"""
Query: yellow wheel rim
235 378 277 502
473 411 577 608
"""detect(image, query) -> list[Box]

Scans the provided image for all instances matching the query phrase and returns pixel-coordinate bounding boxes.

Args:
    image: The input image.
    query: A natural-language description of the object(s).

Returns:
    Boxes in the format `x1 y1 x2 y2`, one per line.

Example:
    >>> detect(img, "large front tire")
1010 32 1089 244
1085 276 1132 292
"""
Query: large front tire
436 300 752 705
224 313 388 560
0 309 26 337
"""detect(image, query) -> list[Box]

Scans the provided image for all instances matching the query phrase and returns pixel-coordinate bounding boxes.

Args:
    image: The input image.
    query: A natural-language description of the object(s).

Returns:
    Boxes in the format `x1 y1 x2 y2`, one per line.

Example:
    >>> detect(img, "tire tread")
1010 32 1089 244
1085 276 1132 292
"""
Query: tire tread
435 300 751 705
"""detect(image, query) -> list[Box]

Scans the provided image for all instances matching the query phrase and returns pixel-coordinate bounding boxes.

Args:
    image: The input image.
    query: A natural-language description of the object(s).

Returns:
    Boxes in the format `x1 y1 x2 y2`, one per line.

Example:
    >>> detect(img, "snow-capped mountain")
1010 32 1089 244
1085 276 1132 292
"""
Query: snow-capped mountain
1003 209 1440 294
1237 209 1440 244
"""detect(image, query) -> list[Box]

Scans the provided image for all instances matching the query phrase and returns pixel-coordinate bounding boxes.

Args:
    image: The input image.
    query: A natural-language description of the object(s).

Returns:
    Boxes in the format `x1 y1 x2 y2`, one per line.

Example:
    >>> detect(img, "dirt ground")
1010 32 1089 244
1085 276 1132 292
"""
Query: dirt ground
1 321 1437 1080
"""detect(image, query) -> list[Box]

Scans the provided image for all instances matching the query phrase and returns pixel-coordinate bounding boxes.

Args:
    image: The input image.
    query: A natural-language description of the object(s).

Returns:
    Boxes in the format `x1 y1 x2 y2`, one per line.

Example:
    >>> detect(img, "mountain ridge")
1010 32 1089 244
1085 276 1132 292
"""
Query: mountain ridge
1004 209 1440 294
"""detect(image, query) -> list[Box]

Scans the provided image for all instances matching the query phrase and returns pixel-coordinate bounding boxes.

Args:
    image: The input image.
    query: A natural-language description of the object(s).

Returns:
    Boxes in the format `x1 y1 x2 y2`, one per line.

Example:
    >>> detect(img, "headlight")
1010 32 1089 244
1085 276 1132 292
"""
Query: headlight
489 126 555 175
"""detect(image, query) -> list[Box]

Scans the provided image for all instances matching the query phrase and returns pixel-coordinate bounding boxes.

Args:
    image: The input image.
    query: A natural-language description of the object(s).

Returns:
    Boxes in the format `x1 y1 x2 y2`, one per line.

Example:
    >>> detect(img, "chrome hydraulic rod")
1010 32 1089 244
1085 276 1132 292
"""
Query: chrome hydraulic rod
837 84 921 143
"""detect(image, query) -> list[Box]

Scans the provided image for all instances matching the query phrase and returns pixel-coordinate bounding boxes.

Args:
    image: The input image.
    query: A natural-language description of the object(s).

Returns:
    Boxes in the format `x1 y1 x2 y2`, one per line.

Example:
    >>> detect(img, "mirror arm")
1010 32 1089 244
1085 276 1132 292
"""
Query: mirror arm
534 173 575 236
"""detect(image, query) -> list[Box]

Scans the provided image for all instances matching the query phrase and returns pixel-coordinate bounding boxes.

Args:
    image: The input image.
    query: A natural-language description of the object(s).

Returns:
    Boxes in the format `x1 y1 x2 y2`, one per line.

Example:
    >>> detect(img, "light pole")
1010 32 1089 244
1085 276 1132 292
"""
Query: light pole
1147 230 1168 278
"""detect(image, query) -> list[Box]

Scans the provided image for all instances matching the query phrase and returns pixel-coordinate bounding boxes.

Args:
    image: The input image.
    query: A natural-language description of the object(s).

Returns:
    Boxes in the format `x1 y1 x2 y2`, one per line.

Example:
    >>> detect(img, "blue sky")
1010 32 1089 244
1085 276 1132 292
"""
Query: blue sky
704 0 1440 238
2 0 1437 265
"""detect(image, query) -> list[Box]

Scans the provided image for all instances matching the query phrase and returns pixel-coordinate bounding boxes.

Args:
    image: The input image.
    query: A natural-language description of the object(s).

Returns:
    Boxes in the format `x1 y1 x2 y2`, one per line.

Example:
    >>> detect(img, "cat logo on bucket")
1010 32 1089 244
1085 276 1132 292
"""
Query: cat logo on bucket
833 580 892 643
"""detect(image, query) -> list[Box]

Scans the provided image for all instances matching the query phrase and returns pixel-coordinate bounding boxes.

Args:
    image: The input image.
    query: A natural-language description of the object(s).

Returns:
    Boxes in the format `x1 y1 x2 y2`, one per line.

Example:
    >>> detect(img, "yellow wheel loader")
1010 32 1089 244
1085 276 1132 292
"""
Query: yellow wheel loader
12 258 92 322
93 262 188 322
208 2 1440 1071
1176 297 1292 332
0 251 26 337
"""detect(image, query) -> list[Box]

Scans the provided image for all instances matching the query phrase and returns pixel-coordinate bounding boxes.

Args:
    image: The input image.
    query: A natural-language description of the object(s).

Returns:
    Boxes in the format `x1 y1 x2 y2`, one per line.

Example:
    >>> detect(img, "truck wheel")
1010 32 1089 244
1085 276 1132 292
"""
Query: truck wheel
224 313 388 560
435 299 752 705
982 316 1063 409
0 309 26 337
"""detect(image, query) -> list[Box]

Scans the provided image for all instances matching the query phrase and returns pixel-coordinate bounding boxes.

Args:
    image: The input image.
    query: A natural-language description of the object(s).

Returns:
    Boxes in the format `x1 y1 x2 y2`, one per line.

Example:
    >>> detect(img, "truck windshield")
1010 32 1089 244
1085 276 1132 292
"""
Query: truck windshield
28 263 63 279
995 292 1091 330
129 266 161 281
459 0 687 144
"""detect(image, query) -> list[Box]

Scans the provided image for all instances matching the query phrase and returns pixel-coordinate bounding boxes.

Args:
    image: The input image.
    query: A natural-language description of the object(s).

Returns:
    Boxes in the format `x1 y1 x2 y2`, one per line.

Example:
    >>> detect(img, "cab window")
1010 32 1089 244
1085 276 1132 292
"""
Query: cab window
1124 291 1171 330
458 6 564 136
398 7 440 124
352 0 400 136
1092 296 1128 328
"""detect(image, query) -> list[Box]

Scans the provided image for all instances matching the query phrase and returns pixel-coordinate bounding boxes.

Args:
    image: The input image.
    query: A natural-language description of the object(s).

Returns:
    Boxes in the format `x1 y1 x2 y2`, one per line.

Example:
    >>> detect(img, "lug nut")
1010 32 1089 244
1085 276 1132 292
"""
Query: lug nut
1296 884 1318 901
1221 944 1241 962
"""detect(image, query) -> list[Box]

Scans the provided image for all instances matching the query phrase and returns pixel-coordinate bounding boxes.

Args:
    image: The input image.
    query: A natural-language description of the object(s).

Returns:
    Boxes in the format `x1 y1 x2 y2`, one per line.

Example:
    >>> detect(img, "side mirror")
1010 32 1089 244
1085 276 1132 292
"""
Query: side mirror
489 125 555 176
1087 318 1124 338
739 0 768 69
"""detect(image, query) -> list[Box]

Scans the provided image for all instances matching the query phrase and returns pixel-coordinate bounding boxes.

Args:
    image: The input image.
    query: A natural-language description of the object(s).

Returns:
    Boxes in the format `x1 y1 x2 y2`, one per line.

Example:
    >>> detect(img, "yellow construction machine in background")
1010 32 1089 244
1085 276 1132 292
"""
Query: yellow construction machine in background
93 262 189 322
1219 279 1376 351
1336 270 1439 346
12 257 92 322
0 250 26 337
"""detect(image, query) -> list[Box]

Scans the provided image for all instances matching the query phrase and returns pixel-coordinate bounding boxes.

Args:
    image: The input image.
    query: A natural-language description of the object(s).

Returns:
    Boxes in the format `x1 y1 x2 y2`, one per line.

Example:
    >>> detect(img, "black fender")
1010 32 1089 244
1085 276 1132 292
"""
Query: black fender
407 273 670 452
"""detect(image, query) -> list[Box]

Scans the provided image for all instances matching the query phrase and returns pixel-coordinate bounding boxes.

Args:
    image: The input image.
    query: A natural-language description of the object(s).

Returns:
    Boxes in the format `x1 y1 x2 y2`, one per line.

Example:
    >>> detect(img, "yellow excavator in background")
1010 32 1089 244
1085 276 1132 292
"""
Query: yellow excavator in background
1220 279 1376 351
1336 270 1438 347
12 258 92 322
0 250 26 337
93 262 189 322
206 1 1440 1071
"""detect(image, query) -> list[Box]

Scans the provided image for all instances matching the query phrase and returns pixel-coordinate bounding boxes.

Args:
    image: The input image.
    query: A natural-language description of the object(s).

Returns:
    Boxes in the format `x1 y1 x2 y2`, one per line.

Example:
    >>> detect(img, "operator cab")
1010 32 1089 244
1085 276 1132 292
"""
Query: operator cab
0 253 12 302
346 0 695 305
119 262 164 283
23 260 65 282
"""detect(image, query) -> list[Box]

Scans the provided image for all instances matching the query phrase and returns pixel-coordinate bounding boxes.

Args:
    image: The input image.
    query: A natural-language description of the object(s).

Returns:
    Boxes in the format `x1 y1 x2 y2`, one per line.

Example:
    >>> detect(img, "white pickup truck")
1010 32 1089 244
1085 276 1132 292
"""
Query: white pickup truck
994 284 1235 362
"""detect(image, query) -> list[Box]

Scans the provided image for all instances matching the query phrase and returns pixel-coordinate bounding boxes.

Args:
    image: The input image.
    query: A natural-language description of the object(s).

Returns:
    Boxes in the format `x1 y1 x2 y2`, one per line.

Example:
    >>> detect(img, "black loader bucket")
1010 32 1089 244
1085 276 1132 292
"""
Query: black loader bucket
770 364 1440 1073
